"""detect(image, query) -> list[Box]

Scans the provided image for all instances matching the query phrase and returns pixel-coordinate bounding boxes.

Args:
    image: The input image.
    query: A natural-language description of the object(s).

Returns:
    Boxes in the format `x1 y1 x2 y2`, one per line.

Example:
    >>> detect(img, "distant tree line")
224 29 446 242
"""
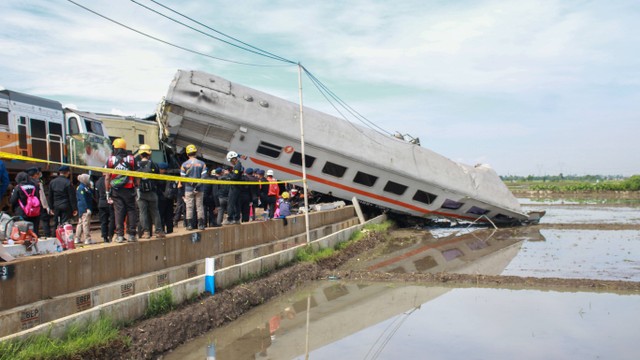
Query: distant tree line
502 174 640 192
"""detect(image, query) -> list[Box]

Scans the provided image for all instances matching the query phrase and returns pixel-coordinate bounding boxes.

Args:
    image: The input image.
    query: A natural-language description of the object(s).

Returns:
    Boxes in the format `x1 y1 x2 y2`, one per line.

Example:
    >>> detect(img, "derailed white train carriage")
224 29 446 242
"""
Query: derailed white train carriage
158 70 541 225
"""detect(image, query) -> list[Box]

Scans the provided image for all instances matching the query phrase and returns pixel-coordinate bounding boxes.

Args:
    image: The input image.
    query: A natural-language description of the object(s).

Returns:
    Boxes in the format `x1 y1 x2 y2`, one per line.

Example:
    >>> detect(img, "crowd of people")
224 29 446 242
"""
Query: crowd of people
0 138 302 245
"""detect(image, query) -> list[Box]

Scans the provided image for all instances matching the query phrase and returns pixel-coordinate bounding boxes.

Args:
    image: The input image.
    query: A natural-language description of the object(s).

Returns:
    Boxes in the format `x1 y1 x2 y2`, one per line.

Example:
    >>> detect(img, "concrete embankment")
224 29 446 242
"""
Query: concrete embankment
0 206 382 341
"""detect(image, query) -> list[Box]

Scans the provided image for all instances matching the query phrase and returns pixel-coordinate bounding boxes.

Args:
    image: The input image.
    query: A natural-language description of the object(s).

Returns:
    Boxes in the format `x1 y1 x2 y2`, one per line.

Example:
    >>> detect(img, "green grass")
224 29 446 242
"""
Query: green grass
145 287 175 318
296 220 394 262
0 316 122 360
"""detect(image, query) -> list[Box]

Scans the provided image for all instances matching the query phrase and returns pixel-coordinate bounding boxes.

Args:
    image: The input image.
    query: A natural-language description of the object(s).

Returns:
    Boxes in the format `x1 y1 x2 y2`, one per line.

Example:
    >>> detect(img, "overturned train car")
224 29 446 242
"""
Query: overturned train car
158 70 541 225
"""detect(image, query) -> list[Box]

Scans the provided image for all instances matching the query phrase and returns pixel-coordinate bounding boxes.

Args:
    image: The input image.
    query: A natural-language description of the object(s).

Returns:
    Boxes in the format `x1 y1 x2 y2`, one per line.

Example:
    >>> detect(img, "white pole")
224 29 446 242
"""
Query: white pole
298 63 311 244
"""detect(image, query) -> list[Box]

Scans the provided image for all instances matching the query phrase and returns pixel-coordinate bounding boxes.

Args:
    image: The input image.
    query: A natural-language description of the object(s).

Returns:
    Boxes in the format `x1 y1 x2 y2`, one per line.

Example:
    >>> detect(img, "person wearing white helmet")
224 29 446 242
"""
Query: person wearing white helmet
180 144 208 230
223 150 242 225
265 169 280 218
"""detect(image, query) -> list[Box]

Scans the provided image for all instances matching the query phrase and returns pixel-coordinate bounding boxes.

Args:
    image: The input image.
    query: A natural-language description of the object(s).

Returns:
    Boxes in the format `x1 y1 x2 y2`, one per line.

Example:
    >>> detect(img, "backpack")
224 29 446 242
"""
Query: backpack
19 186 41 218
138 160 155 192
163 182 178 200
108 154 135 189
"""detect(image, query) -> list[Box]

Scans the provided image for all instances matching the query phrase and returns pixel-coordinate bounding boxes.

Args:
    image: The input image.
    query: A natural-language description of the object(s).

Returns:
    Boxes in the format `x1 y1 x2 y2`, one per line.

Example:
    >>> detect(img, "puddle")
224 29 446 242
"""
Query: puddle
521 205 640 224
165 283 640 360
502 229 640 281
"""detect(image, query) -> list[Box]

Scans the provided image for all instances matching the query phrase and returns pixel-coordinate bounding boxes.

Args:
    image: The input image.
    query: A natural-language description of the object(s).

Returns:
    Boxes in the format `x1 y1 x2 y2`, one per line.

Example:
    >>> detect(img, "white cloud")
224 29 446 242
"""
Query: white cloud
0 0 638 175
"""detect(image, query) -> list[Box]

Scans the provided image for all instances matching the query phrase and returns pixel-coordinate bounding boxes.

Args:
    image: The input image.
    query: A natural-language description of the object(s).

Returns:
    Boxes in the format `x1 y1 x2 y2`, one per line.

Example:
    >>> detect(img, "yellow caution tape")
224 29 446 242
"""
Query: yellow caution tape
0 151 301 185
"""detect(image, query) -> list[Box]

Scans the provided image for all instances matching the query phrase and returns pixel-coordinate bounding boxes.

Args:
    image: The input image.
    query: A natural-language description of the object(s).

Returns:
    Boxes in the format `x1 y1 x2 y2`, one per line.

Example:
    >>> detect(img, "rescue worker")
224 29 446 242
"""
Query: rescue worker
223 151 243 225
135 144 165 239
48 165 77 231
95 175 115 243
216 168 230 226
180 144 207 230
104 138 139 243
157 162 177 234
204 168 221 227
265 170 280 218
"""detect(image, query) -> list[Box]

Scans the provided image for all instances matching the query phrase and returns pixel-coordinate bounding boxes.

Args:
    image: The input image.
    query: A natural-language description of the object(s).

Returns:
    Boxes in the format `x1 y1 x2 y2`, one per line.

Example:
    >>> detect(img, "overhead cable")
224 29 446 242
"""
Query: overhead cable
130 0 295 64
303 66 393 136
66 0 290 67
147 0 295 64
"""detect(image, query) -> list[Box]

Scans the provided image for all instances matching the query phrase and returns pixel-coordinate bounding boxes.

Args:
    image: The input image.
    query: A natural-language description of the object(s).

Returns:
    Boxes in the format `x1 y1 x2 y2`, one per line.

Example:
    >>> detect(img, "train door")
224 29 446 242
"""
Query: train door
48 122 64 164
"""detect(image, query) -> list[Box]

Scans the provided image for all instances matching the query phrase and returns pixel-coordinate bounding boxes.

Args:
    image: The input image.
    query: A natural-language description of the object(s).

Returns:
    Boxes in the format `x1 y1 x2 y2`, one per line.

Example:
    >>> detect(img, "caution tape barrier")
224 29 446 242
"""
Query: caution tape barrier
0 151 301 185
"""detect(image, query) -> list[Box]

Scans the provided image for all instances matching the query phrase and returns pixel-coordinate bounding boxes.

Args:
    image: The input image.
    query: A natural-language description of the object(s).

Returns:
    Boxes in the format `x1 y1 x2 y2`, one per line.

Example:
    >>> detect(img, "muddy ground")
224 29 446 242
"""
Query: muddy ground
69 220 640 360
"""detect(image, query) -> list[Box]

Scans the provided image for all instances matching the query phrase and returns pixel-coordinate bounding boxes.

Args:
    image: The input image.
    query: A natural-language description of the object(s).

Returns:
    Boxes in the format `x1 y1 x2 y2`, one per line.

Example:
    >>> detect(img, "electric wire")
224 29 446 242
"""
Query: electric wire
147 0 295 64
68 0 392 137
66 0 290 67
130 0 295 64
303 68 389 146
303 66 393 136
132 1 391 136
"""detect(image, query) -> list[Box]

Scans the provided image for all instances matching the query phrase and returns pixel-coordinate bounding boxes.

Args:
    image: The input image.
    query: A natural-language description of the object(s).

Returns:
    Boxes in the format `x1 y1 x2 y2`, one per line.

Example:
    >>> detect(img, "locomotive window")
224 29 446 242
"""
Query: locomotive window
256 141 282 158
467 206 489 215
49 122 62 136
353 171 378 187
0 111 8 126
68 117 80 135
290 151 316 168
322 162 347 178
30 118 46 138
383 181 408 195
138 134 145 144
85 119 104 135
413 190 438 204
441 199 464 210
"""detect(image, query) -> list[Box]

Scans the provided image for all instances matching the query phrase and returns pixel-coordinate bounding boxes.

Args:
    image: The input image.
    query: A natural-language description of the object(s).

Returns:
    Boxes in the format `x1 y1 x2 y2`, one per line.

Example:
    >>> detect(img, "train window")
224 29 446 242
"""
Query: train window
383 181 408 195
493 214 513 222
290 151 316 168
256 141 282 158
68 117 80 135
0 111 8 126
85 119 104 136
467 206 489 215
30 118 46 139
49 122 62 136
353 171 378 187
138 134 145 144
322 162 347 178
441 199 464 210
413 190 437 204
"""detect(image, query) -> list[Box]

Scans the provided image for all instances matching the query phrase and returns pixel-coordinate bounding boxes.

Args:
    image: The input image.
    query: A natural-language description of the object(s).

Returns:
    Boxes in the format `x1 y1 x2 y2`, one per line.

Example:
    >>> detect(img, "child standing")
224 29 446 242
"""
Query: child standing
75 174 93 245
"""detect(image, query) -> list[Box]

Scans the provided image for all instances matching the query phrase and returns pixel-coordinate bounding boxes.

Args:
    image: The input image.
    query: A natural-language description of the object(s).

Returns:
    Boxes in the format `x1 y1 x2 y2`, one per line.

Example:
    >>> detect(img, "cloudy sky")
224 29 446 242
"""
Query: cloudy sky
1 0 638 176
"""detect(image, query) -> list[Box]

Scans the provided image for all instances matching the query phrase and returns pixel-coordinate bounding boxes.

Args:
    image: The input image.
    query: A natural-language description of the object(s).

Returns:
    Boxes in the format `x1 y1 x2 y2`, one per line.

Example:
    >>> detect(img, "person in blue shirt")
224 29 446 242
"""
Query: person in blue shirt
180 144 208 230
0 160 9 200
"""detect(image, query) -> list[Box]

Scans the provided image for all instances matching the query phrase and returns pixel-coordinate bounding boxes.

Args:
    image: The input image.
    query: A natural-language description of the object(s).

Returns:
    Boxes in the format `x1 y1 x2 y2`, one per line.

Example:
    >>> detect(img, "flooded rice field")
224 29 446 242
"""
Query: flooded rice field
164 197 640 359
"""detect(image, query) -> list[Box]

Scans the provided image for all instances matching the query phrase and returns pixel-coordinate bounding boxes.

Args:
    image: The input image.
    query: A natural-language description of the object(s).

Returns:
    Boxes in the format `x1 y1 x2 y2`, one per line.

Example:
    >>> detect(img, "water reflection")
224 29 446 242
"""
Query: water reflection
166 283 640 360
358 227 544 275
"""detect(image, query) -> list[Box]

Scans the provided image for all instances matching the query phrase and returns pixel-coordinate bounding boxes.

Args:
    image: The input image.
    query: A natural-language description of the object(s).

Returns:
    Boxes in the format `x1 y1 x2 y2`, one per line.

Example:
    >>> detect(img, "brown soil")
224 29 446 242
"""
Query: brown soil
68 227 640 360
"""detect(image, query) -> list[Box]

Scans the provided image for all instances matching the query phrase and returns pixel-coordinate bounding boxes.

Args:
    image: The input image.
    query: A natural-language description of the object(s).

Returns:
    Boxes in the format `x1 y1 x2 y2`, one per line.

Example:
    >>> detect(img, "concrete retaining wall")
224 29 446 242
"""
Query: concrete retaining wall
0 213 385 342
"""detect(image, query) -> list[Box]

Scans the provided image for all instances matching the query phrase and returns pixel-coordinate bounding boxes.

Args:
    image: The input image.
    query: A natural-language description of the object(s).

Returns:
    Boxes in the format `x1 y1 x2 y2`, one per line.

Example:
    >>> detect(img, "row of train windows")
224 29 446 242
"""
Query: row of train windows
256 141 494 217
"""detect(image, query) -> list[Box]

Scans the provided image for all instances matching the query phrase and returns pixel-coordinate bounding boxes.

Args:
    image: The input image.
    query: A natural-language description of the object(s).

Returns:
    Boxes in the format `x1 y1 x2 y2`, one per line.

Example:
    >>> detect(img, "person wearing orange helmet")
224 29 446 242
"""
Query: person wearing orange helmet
180 144 207 230
104 137 139 243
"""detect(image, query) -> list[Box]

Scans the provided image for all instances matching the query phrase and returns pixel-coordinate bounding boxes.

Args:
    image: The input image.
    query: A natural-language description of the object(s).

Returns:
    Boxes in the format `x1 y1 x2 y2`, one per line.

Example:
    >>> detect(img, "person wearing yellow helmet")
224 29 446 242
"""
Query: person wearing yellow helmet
180 144 207 230
104 137 139 243
185 144 197 155
136 144 165 239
